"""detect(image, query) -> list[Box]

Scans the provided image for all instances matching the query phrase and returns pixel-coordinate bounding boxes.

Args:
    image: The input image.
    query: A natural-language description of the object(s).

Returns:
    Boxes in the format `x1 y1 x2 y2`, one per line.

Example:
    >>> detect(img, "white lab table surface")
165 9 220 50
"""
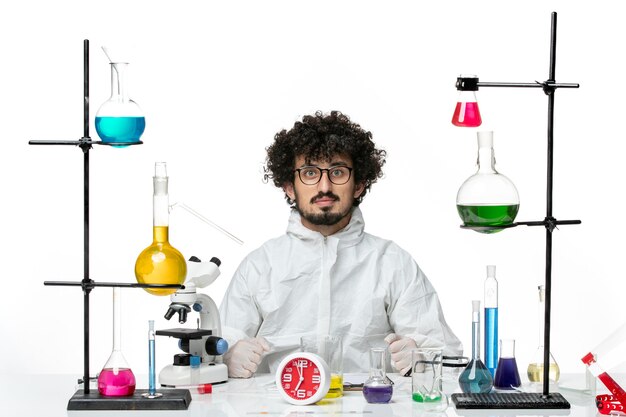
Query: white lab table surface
1 373 601 417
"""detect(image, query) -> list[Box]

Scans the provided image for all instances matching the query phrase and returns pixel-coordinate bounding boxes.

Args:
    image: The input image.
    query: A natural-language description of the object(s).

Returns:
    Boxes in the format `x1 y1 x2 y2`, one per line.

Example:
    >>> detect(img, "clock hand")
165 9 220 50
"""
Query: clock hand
294 363 304 391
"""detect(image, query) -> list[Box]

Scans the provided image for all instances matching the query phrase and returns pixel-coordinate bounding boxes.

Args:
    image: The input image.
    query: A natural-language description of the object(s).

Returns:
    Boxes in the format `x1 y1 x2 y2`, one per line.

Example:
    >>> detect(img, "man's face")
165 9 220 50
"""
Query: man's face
284 154 365 233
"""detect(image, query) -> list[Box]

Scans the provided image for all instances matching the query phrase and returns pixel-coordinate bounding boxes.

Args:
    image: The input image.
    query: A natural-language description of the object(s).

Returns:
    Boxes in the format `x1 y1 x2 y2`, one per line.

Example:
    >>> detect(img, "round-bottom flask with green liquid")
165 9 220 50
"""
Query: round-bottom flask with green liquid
456 131 519 233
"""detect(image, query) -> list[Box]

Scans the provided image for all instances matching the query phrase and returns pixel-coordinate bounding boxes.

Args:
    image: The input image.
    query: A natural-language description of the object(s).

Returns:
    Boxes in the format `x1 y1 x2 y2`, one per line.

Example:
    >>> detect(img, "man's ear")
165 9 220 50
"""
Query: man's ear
354 182 365 199
284 182 295 201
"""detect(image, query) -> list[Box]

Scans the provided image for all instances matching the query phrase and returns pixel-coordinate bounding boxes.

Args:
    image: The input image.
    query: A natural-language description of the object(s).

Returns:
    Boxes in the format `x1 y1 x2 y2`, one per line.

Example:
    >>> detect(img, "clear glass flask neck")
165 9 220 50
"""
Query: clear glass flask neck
109 63 130 102
368 348 387 380
153 162 170 230
477 137 497 174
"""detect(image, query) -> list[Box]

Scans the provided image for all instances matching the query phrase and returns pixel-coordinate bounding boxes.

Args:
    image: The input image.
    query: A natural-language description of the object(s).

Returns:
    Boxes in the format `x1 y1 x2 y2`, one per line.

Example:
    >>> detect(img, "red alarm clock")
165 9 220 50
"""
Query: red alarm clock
275 351 330 405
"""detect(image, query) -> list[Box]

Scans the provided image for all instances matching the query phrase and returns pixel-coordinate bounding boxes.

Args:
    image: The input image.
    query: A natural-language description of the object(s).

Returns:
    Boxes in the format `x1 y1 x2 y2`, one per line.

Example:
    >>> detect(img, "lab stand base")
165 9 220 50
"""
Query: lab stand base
67 389 192 410
452 392 570 409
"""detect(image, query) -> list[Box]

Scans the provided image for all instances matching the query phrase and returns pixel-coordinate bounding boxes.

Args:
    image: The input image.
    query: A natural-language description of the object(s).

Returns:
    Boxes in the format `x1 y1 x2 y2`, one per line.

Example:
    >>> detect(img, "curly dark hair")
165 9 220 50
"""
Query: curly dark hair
264 111 386 206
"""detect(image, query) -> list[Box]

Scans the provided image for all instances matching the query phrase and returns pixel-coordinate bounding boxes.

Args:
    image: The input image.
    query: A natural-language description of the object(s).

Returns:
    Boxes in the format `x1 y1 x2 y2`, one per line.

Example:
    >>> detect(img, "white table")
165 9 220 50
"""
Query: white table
1 373 601 417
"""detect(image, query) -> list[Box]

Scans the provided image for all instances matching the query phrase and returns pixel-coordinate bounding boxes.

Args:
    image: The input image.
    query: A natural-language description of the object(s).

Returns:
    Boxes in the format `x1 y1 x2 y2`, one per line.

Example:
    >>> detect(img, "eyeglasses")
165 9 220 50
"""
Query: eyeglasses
294 165 353 185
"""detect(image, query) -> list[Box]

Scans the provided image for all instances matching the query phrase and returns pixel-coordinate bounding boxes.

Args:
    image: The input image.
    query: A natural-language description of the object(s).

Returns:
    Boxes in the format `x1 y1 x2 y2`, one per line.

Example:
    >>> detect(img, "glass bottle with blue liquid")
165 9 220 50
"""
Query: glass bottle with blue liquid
458 300 493 393
484 265 498 377
95 61 145 147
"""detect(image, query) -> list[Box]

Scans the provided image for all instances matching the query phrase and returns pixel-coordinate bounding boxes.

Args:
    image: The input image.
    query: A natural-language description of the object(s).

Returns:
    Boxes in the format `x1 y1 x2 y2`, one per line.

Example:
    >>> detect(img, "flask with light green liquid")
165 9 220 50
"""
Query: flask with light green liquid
456 131 519 233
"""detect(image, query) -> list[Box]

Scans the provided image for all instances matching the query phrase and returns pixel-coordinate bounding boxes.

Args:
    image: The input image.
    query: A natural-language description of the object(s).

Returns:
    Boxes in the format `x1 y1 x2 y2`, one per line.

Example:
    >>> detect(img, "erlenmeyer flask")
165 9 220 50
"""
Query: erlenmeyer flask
527 285 560 383
456 131 519 233
493 339 521 390
452 75 482 127
459 300 493 393
98 288 136 396
135 162 187 296
95 62 145 147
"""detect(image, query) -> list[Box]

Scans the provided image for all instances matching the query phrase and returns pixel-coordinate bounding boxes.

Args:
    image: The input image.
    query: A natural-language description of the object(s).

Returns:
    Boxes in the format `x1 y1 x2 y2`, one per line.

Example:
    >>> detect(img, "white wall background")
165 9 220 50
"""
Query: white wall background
2 0 624 380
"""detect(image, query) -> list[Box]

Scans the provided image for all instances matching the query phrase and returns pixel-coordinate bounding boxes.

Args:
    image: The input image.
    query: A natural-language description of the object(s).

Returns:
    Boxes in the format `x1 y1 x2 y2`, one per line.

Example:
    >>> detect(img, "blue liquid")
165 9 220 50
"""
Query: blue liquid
363 384 393 403
148 339 156 395
95 116 145 147
484 308 498 377
458 358 493 393
493 357 521 389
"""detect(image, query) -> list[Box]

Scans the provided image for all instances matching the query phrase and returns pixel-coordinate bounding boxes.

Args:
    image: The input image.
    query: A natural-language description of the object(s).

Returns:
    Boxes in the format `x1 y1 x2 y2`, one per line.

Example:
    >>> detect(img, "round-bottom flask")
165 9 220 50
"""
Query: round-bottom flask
96 62 145 147
135 162 186 296
98 288 136 396
457 131 519 233
363 348 393 404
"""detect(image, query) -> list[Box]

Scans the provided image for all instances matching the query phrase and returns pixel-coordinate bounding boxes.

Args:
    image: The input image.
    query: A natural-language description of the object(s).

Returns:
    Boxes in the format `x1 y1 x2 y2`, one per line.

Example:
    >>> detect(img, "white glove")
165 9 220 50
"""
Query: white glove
385 333 417 376
223 337 270 378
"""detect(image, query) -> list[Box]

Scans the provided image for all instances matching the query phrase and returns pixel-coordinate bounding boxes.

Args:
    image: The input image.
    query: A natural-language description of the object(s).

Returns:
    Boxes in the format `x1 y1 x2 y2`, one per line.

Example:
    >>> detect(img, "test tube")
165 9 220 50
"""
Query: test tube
142 320 163 398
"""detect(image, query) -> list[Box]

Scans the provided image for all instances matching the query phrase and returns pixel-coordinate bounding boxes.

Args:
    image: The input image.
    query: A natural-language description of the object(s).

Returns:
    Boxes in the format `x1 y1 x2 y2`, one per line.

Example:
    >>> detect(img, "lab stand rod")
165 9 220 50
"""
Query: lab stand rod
543 10 558 398
82 39 92 395
476 81 578 89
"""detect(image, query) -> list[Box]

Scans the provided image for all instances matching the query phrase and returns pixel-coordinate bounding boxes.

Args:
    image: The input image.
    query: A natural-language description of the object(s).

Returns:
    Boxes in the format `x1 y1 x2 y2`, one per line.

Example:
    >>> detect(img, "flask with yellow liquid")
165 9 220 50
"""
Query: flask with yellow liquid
135 162 186 296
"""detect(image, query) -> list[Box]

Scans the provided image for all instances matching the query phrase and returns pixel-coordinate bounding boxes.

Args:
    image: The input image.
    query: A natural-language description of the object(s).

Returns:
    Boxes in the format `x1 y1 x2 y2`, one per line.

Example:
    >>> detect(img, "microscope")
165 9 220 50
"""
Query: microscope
156 256 229 386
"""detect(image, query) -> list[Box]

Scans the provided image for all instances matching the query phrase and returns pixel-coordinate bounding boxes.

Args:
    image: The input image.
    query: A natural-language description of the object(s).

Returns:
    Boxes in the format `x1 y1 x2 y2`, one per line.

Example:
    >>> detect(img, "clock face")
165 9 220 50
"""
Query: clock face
275 352 330 405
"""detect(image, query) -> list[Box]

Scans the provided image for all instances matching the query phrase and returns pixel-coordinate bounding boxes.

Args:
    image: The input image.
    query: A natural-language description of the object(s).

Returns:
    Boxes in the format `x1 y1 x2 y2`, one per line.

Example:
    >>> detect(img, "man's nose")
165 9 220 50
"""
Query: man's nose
317 171 333 191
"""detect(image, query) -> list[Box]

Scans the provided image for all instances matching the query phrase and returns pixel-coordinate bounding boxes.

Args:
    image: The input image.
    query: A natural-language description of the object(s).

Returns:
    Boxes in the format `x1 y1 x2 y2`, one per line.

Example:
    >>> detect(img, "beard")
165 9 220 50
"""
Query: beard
294 191 352 226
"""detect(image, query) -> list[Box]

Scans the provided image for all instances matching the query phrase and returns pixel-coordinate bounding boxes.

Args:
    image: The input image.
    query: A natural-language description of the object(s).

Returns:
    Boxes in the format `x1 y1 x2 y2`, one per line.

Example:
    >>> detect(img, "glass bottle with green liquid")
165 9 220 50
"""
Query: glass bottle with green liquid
456 131 519 233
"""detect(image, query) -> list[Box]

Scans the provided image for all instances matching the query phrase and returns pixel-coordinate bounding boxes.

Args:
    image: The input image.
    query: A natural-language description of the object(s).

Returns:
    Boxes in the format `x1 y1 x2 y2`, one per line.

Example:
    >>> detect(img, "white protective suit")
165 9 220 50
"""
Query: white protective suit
220 207 462 373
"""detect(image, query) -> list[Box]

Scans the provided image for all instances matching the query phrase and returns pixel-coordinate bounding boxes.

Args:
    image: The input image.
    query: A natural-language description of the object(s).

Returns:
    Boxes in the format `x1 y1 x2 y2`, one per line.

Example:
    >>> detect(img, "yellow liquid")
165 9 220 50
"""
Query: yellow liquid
325 373 343 398
135 226 187 296
527 362 560 383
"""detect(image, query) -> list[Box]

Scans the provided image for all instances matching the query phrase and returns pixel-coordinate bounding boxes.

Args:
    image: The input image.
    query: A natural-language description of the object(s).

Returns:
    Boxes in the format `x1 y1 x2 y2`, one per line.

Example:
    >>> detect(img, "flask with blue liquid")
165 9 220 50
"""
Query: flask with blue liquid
95 61 145 146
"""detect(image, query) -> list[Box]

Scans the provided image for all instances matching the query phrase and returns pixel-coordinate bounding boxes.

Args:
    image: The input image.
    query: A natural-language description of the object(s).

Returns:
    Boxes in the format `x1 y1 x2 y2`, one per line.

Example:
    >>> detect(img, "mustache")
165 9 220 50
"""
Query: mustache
310 191 340 204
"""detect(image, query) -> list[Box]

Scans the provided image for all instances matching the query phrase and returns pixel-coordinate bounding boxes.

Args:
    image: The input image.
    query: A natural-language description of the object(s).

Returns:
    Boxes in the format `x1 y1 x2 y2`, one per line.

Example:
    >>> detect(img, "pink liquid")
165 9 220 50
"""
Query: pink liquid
98 368 136 396
452 102 482 127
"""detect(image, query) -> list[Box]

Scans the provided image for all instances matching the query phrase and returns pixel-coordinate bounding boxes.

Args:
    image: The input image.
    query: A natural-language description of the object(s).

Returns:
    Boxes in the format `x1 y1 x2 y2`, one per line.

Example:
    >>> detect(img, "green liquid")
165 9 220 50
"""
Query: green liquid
413 392 442 402
457 204 519 233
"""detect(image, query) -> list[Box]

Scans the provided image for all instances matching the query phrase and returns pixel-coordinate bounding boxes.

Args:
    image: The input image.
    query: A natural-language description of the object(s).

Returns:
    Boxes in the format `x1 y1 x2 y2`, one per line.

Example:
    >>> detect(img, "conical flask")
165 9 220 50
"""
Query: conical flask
98 288 136 396
452 75 482 127
459 300 493 393
135 162 187 296
527 285 560 383
456 131 519 233
95 61 145 147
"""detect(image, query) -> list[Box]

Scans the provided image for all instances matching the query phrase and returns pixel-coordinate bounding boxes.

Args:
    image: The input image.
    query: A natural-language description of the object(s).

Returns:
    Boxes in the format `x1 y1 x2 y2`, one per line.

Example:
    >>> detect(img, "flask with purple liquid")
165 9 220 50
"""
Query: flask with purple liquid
493 339 521 390
363 347 393 404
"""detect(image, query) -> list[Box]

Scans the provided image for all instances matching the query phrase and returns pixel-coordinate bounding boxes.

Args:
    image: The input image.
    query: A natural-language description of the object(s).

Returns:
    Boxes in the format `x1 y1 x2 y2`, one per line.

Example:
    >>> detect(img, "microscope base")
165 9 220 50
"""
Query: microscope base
159 363 228 387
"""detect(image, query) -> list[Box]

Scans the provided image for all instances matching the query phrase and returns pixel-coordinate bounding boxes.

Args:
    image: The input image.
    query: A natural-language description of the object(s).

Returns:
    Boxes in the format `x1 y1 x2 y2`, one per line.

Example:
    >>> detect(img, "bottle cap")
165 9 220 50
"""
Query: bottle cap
472 300 480 313
487 265 496 277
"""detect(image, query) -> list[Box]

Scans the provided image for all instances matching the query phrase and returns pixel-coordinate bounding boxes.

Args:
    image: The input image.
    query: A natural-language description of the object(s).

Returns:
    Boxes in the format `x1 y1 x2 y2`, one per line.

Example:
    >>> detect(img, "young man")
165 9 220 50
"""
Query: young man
220 111 462 378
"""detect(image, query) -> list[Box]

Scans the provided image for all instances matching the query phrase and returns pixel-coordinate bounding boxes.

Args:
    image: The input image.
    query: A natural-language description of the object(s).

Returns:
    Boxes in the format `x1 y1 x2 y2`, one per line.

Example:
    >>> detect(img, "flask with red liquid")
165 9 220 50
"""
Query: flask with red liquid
452 75 482 127
97 288 136 396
